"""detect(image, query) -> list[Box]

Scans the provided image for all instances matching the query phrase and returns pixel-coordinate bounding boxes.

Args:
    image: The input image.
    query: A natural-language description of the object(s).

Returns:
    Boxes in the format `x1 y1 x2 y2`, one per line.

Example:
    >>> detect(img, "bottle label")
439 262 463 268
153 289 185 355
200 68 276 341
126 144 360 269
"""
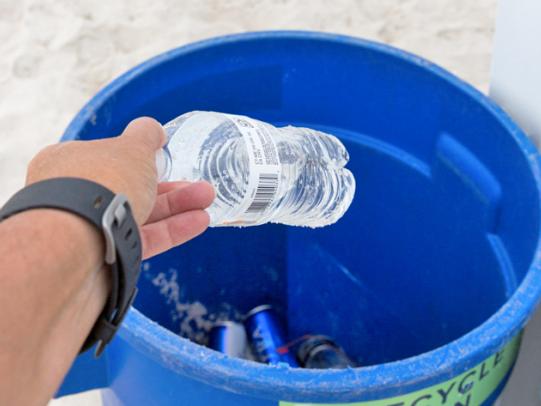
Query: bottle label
224 114 281 223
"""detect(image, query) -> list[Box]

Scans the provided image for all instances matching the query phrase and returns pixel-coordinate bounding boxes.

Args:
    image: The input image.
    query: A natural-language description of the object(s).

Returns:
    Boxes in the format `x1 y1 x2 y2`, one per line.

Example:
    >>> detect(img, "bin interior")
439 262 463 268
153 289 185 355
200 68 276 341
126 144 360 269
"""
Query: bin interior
71 37 540 366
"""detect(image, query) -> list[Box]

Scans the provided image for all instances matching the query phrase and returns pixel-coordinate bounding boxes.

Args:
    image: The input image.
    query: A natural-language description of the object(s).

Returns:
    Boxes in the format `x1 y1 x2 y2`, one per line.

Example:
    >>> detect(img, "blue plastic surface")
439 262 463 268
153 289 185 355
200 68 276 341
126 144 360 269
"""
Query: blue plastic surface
57 32 541 405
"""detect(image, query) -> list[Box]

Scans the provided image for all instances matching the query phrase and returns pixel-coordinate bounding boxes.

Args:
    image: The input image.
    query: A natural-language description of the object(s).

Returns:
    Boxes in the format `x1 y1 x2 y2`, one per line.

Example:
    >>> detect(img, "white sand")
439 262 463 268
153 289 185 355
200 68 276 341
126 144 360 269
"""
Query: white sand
0 1 497 405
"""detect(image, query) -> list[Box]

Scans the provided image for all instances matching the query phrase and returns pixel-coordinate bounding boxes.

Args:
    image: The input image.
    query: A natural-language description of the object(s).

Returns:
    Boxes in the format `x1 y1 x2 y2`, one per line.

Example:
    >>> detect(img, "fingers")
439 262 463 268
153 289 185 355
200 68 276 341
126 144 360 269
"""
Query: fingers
157 181 191 195
141 210 210 259
146 181 215 224
141 181 214 258
121 117 166 152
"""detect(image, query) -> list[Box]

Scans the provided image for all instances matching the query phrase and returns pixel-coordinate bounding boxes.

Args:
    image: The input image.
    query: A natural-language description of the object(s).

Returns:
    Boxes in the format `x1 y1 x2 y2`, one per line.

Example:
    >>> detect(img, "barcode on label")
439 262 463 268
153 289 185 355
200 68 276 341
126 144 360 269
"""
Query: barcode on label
246 173 279 213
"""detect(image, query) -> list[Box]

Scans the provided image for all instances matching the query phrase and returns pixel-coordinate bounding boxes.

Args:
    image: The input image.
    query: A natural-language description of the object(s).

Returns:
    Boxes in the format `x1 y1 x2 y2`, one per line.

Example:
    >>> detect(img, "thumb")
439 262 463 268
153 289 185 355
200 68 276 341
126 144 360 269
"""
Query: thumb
121 117 166 152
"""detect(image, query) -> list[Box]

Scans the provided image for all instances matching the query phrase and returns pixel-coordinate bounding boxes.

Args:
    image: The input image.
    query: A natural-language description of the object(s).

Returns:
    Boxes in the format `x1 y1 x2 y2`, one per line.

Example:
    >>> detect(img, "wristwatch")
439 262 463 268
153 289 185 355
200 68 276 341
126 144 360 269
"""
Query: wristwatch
0 177 143 357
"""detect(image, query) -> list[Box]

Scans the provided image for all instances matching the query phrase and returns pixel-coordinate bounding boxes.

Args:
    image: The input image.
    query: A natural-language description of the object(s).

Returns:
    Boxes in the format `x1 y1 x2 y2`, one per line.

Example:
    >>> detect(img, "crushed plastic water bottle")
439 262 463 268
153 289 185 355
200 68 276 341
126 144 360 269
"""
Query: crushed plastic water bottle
157 111 355 227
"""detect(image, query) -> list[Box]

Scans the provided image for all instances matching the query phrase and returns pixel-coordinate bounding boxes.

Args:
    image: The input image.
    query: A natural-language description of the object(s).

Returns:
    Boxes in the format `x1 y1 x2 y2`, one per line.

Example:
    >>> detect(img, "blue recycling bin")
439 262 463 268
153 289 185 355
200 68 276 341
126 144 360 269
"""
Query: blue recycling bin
57 32 541 405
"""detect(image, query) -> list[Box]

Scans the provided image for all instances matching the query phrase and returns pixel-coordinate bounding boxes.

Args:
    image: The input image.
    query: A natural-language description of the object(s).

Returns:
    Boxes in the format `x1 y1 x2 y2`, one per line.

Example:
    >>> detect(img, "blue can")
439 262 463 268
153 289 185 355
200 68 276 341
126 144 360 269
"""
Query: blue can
297 335 355 369
208 321 247 358
244 305 298 367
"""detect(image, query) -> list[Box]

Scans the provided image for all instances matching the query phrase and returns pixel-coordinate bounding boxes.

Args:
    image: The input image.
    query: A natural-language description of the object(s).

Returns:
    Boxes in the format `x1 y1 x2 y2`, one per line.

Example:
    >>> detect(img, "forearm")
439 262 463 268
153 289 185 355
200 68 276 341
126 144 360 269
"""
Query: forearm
0 118 211 405
0 209 109 405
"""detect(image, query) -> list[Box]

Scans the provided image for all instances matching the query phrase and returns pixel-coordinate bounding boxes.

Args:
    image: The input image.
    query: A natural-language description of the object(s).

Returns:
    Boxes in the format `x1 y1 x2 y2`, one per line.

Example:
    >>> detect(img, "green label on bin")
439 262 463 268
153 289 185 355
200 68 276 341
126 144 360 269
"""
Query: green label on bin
280 334 520 406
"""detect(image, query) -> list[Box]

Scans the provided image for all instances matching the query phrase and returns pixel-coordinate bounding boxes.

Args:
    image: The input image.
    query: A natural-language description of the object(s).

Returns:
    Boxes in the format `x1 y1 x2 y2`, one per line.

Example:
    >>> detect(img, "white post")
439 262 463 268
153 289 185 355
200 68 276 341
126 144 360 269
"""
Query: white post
490 0 541 144
491 1 541 404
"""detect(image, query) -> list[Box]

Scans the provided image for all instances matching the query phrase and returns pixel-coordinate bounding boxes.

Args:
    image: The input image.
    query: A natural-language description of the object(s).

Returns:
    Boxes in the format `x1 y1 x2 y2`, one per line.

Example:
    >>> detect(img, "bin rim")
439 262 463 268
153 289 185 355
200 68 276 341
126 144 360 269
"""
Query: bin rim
63 31 541 402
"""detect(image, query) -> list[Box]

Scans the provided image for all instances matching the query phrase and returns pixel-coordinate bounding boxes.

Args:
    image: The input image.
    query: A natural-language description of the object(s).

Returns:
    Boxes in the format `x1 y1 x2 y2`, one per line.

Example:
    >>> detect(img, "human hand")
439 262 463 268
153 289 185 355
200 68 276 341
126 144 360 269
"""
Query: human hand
140 180 214 258
26 117 215 258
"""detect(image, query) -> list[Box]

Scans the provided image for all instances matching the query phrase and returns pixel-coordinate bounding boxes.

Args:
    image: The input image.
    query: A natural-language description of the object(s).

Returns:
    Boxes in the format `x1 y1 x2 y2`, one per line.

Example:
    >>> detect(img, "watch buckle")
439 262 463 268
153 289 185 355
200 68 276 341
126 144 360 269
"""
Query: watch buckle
102 194 129 265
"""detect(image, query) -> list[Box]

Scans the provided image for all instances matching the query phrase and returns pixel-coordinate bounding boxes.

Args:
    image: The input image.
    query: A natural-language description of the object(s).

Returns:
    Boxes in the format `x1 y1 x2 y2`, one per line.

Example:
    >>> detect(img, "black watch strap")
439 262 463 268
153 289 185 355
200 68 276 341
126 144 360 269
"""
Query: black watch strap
0 177 142 356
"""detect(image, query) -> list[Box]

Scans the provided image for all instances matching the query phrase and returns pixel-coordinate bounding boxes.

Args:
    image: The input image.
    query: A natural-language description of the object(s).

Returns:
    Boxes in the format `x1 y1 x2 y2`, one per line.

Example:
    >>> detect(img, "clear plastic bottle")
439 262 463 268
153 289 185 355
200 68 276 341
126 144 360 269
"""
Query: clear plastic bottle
157 111 355 228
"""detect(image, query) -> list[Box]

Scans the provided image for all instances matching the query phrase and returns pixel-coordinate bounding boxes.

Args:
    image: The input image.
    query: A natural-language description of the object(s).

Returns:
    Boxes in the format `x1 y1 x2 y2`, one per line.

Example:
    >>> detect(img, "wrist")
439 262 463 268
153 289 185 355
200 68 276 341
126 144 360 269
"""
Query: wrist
0 209 110 405
1 177 143 355
10 209 104 269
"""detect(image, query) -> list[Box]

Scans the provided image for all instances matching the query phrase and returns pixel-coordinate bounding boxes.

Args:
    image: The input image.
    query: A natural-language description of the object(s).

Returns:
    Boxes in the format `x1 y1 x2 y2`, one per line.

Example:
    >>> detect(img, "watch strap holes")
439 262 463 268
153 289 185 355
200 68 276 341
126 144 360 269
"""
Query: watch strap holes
94 195 104 209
